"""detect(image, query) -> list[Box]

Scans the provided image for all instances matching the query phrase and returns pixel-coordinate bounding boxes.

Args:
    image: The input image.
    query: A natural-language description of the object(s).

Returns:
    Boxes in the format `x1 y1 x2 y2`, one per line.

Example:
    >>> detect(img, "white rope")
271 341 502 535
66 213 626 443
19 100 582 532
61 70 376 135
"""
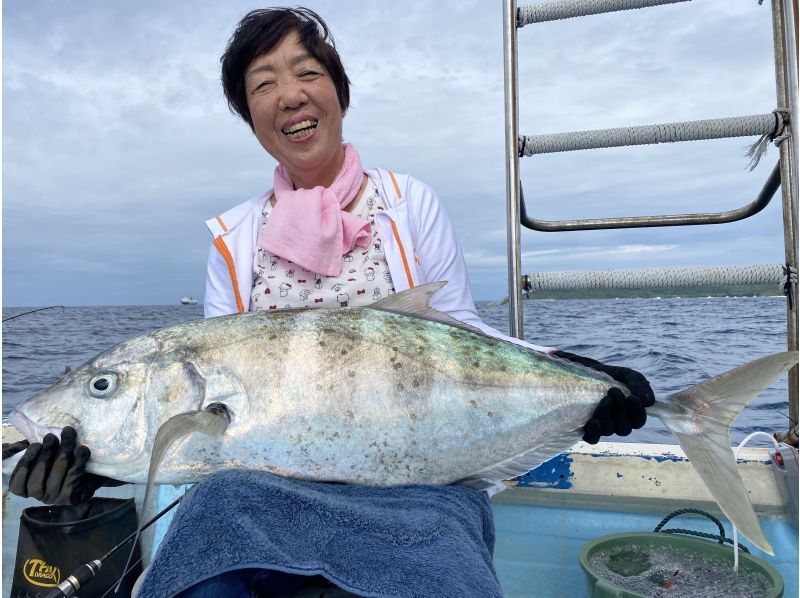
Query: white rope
525 264 784 292
517 0 691 26
732 432 782 571
519 114 778 156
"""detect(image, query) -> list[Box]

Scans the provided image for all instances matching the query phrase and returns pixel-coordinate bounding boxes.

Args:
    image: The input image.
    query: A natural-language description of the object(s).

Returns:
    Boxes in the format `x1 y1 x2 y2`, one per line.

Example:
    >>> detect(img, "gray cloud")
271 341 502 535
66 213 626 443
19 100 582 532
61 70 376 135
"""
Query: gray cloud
3 0 787 305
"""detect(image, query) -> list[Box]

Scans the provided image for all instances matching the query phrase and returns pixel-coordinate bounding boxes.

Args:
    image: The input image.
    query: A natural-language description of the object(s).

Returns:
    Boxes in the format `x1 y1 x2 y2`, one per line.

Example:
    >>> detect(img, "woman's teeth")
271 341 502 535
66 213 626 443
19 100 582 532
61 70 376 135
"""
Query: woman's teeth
282 120 318 139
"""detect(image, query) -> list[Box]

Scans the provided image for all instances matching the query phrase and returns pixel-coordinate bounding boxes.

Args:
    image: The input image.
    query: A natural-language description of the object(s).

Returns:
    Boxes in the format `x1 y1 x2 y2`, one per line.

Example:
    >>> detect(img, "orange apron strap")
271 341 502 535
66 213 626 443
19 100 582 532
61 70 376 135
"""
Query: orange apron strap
386 170 414 288
212 236 245 313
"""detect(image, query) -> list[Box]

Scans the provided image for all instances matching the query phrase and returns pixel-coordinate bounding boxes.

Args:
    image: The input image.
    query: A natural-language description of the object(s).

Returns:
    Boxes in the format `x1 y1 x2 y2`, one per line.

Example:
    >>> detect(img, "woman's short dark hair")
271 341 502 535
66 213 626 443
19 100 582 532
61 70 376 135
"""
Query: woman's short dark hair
221 7 351 129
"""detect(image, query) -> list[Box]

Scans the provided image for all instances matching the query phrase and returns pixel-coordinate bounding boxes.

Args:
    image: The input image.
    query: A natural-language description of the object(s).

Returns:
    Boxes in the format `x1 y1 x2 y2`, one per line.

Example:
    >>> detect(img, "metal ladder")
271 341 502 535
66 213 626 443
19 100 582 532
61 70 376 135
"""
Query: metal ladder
503 0 798 430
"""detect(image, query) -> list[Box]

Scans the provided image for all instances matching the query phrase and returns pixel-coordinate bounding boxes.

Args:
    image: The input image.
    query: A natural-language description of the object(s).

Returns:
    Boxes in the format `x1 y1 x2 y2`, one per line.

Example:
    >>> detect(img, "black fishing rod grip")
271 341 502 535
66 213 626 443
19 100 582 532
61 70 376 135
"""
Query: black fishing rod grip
42 560 102 598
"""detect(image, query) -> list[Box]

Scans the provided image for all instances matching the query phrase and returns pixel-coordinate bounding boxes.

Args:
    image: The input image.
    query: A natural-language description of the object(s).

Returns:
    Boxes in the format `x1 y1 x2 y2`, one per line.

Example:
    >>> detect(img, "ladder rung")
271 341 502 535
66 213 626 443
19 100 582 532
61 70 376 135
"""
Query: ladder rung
518 0 691 27
523 264 785 292
519 113 778 156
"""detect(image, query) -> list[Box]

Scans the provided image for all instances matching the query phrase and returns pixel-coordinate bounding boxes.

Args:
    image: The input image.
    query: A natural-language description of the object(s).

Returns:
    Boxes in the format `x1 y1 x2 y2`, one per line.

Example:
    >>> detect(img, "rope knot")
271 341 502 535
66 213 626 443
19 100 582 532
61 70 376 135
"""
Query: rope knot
745 109 789 170
783 264 798 309
772 108 791 147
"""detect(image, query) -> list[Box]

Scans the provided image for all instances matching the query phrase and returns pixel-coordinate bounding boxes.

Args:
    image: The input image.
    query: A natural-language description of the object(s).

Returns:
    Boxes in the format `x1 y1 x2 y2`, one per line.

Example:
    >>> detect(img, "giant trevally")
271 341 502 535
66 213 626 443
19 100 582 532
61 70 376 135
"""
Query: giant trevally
4 283 797 554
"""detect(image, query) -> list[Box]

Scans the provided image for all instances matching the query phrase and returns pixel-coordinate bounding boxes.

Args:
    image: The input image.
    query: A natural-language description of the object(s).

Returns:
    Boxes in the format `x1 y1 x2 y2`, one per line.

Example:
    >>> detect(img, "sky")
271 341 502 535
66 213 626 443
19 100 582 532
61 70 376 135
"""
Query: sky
3 0 789 306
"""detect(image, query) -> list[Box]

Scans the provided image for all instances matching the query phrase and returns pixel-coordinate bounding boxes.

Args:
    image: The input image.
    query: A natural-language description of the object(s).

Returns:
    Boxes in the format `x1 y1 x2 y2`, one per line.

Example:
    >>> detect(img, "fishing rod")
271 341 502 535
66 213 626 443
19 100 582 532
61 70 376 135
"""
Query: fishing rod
43 494 184 598
100 555 146 598
3 305 64 322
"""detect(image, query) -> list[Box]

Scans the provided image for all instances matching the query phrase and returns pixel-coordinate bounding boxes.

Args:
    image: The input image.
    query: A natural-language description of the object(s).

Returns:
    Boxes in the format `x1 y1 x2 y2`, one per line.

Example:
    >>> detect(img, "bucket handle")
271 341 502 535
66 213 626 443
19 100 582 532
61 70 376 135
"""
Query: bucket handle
653 508 750 553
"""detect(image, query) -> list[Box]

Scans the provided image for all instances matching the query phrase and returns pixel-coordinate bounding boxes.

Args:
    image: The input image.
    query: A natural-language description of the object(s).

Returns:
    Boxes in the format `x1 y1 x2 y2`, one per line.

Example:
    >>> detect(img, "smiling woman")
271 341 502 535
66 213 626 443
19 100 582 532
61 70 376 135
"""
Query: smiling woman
203 7 559 340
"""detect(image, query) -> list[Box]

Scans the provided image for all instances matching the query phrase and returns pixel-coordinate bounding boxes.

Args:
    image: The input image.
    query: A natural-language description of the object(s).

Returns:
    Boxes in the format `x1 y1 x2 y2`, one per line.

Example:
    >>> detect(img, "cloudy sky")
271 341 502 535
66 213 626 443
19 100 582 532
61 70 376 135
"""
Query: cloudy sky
3 0 787 306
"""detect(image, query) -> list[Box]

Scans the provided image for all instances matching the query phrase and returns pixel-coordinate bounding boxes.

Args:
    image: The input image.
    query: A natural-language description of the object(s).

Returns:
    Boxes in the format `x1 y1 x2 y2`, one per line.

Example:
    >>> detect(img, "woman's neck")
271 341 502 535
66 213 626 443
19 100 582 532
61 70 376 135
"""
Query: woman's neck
288 145 346 190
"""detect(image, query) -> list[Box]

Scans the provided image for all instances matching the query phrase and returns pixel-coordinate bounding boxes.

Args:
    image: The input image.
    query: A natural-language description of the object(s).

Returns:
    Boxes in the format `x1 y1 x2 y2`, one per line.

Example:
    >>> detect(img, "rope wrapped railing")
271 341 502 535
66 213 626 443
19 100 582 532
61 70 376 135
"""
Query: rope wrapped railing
519 113 780 156
523 264 785 292
517 0 691 26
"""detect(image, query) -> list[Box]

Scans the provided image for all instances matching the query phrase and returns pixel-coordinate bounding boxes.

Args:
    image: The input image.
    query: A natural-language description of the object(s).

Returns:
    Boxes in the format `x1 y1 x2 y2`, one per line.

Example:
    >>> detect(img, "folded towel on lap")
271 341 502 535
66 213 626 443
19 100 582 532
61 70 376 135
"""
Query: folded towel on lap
138 469 502 598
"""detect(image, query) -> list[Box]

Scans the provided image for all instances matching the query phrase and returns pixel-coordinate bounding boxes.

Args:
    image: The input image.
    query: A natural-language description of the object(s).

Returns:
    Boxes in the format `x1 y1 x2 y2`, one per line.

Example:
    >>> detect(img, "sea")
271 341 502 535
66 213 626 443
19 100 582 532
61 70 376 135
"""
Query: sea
2 296 792 446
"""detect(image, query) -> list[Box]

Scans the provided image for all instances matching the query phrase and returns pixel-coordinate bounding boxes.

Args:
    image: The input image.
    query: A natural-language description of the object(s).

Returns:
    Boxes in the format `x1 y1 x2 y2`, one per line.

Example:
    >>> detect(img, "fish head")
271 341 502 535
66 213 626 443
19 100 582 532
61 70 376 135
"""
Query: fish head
7 334 202 474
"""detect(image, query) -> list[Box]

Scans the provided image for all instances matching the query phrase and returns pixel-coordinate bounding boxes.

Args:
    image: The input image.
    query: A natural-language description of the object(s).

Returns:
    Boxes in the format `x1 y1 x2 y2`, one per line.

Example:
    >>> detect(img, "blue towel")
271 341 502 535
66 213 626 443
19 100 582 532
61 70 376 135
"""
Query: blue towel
138 470 501 597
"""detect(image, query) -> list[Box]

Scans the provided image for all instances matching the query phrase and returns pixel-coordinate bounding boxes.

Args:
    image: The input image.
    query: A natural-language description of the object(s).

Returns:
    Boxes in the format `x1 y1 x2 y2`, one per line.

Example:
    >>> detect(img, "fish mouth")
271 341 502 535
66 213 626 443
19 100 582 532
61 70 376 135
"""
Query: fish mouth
7 410 145 470
7 410 67 443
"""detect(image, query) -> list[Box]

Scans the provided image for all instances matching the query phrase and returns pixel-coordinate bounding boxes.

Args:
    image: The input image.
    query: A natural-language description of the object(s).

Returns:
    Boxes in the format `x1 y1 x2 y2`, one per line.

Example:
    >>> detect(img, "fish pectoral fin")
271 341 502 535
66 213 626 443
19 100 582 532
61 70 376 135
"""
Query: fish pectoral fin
115 408 229 595
184 360 249 420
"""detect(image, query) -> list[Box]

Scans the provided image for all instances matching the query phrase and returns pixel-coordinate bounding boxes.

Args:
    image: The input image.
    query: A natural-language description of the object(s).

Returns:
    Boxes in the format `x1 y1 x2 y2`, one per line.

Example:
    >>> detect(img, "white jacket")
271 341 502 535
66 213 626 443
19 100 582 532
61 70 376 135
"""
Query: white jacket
204 168 551 353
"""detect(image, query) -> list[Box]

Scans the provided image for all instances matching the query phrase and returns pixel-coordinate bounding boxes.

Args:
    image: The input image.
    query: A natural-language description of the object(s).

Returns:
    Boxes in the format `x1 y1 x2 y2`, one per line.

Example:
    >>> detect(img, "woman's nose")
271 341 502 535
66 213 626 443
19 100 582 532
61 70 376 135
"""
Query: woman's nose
278 81 308 111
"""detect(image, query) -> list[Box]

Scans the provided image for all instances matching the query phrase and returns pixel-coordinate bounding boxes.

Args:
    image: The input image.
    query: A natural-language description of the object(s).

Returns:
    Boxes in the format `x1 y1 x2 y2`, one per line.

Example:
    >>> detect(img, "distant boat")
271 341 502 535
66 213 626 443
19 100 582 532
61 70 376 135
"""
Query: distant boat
180 297 198 305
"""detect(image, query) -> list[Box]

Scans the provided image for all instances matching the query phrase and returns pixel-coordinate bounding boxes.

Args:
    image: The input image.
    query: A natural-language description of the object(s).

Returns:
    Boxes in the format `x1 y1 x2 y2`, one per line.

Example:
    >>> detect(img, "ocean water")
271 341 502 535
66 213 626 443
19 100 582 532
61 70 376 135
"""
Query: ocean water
2 297 792 446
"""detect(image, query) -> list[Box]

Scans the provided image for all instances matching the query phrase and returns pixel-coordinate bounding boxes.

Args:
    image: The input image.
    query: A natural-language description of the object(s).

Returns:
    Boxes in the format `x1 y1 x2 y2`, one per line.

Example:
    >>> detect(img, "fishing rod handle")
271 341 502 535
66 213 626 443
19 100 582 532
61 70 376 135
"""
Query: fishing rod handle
43 560 102 598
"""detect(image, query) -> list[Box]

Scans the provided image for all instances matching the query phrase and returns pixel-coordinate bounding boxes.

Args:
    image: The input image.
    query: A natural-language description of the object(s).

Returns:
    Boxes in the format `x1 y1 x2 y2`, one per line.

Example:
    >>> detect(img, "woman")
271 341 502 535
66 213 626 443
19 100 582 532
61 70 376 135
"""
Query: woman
6 8 653 597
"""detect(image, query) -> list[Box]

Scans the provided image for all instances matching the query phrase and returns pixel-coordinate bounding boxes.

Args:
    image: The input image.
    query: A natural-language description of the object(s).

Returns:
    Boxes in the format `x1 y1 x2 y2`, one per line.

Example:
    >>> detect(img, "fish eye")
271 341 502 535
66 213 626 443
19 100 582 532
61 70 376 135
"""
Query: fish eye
88 373 118 398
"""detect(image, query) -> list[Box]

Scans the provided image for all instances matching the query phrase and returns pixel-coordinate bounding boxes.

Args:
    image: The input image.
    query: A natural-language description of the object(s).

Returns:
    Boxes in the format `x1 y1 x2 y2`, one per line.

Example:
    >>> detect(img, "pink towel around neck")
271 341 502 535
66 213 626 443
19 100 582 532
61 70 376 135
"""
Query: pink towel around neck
259 143 372 277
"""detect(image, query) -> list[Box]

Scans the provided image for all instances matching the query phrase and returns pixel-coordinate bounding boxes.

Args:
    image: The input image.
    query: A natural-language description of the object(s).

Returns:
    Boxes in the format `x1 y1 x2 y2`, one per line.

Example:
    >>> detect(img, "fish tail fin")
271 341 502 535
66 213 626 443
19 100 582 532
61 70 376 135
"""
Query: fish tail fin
651 351 798 555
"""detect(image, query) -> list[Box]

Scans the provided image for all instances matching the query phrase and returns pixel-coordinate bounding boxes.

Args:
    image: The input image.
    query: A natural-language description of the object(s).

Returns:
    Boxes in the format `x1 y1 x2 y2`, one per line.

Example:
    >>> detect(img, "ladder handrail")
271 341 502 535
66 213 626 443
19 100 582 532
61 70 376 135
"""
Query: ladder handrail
503 0 524 339
520 161 781 232
770 0 798 431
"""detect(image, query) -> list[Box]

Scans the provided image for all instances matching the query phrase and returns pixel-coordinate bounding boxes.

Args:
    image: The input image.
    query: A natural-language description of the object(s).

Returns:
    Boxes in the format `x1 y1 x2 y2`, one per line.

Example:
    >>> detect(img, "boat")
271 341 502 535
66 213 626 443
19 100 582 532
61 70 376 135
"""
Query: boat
2 1 797 597
179 297 198 305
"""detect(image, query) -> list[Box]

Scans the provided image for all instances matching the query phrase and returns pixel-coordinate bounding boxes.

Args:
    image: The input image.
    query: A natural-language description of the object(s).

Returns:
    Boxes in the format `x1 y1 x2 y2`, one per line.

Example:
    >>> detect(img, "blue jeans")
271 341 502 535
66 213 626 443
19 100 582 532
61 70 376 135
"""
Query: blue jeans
176 568 358 597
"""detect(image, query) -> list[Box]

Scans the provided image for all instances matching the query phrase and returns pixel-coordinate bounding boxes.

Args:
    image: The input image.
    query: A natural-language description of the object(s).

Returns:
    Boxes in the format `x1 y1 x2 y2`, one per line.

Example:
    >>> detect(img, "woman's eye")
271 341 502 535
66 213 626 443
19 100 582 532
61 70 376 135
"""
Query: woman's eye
252 80 274 93
299 71 319 79
88 373 118 398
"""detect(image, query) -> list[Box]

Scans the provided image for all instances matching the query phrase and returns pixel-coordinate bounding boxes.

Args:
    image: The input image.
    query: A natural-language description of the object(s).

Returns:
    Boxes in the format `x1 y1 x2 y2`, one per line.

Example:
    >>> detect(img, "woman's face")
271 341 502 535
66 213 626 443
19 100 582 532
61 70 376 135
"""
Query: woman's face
245 30 344 189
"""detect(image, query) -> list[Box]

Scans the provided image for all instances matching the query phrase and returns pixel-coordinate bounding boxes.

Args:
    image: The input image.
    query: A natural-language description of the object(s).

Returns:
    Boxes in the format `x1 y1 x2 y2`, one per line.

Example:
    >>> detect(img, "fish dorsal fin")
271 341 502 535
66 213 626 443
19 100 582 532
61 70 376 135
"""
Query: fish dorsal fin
370 281 484 335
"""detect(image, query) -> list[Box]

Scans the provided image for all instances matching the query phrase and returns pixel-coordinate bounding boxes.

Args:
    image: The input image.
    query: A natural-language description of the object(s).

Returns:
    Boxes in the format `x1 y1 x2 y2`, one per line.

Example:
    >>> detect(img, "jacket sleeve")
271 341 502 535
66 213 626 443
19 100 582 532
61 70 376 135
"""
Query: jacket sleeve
406 177 553 354
204 242 239 319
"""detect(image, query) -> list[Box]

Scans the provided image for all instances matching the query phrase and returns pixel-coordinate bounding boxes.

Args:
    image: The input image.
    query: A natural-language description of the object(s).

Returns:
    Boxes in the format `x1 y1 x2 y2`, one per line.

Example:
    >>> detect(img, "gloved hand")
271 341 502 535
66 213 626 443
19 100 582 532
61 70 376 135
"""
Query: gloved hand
552 350 655 444
4 426 120 505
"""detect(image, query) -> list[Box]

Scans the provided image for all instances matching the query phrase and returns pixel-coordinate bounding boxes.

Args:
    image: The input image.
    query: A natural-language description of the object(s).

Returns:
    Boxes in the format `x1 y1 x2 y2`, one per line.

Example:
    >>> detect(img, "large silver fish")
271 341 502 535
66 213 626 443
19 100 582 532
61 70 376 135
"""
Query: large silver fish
4 283 797 554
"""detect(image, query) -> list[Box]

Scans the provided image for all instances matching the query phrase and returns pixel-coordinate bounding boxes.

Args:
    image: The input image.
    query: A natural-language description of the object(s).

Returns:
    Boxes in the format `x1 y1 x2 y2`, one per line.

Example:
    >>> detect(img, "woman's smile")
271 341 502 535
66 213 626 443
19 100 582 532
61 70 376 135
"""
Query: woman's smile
281 116 319 141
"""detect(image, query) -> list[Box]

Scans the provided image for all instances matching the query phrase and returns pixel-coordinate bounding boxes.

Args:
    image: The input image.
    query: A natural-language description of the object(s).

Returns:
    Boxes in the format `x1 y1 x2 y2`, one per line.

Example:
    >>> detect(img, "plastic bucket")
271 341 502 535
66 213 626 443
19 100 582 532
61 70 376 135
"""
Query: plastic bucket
578 532 784 598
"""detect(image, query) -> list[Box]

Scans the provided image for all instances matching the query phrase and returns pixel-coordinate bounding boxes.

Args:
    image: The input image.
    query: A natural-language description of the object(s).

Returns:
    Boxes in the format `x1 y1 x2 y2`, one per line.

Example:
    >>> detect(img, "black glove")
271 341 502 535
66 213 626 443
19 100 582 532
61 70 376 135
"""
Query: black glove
4 426 120 505
552 350 655 444
3 439 30 460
